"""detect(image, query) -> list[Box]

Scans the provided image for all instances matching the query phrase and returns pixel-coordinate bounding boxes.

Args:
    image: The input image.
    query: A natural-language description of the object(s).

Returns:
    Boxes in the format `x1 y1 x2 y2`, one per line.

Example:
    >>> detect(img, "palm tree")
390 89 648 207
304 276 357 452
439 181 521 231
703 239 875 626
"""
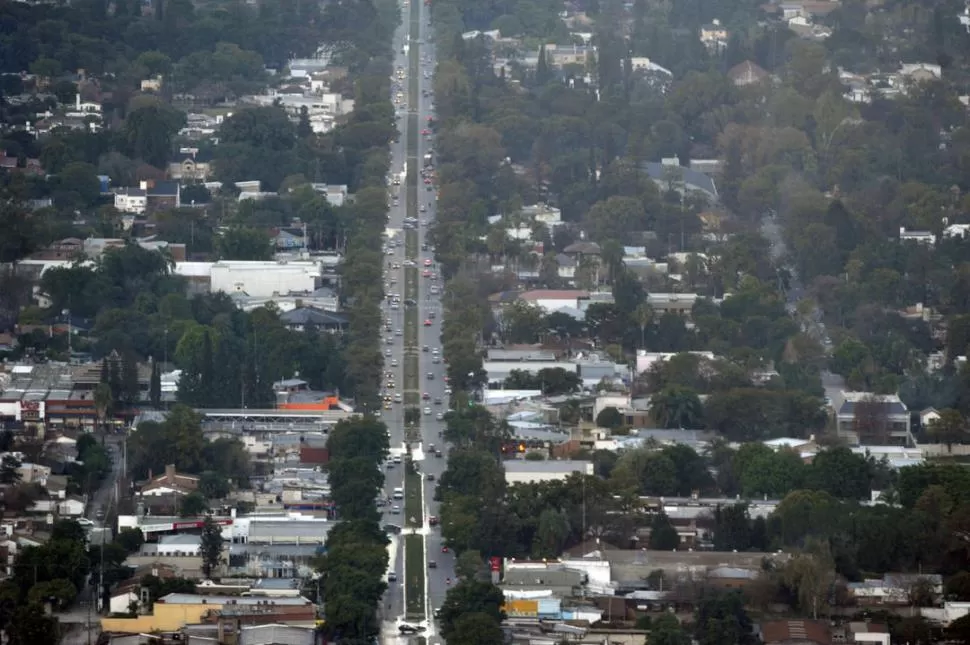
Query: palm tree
634 303 654 349
650 386 703 429
94 382 113 433
600 239 625 284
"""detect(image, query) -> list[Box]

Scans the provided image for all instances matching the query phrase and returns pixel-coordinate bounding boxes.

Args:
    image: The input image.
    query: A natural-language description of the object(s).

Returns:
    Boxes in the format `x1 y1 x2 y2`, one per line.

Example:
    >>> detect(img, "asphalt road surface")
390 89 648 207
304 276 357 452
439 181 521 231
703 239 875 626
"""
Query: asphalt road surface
381 0 453 641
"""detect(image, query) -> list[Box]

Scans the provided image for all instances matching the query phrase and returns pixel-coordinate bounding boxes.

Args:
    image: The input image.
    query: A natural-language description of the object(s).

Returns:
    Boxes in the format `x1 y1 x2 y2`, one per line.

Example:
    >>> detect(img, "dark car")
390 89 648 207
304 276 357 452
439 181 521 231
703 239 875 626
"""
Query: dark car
428 560 437 569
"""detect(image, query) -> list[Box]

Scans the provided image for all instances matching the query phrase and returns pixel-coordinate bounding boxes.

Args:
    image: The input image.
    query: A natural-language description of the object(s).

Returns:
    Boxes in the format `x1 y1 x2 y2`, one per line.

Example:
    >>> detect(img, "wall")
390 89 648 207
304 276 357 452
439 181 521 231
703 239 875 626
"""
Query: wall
919 443 970 457
101 600 225 633
209 262 321 298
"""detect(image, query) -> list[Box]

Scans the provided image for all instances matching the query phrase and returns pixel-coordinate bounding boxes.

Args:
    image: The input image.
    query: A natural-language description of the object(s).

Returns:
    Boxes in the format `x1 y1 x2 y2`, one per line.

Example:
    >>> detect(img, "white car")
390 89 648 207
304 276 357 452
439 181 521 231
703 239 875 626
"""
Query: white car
424 407 432 415
435 412 444 421
391 359 398 367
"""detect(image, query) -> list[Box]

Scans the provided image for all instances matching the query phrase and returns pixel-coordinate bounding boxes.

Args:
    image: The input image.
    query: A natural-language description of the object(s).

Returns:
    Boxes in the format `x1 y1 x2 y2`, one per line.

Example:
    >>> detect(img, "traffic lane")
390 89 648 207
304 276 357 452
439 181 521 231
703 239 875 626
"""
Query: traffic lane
425 529 455 611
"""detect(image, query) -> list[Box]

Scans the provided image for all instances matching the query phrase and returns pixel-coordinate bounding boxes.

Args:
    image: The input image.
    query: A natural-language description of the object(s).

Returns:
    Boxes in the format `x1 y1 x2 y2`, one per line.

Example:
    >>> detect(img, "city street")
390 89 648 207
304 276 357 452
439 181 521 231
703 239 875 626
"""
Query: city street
381 0 453 640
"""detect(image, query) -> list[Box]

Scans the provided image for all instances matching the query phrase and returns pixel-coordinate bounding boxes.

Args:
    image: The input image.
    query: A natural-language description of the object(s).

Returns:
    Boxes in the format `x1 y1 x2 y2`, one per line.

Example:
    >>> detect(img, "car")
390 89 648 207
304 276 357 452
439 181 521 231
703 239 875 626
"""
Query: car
428 560 437 569
395 328 403 336
427 372 435 380
436 412 444 421
420 205 427 212
432 356 441 364
422 345 430 352
391 505 401 514
433 608 442 619
384 402 392 410
391 359 398 367
424 258 433 266
422 392 431 400
388 572 398 582
424 407 432 415
441 546 449 553
384 523 403 534
426 473 435 481
445 387 453 395
399 624 418 634
445 578 452 585
422 270 432 278
429 515 439 526
424 319 433 326
421 128 431 135
384 349 392 357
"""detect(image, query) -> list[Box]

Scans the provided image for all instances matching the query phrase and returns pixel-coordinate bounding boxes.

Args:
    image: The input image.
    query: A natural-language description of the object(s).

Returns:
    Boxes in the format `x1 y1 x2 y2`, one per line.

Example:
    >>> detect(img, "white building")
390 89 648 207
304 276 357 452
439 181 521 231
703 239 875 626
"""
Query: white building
206 261 324 298
113 187 147 213
504 460 594 485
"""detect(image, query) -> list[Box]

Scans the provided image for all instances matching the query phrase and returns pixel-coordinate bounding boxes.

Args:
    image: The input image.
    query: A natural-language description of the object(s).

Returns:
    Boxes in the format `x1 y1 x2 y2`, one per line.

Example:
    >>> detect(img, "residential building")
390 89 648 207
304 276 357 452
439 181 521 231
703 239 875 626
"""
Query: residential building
641 158 718 201
847 573 943 605
279 307 348 332
167 147 213 182
141 464 200 496
835 391 913 445
504 460 593 485
700 20 728 51
205 260 325 298
310 183 350 207
728 60 770 86
899 226 936 245
113 180 181 214
761 620 831 645
647 292 700 316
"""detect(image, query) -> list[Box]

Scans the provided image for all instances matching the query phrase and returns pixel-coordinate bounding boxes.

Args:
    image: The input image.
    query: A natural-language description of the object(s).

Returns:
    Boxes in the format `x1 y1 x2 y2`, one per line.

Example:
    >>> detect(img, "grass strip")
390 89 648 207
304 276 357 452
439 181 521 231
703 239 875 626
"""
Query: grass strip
403 0 427 622
404 533 426 620
404 463 423 527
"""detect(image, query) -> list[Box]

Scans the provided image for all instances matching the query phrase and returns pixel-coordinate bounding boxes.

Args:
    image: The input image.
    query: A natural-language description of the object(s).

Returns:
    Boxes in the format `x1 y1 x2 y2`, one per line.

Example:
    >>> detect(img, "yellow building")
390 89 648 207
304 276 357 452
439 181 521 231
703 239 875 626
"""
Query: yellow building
101 593 315 634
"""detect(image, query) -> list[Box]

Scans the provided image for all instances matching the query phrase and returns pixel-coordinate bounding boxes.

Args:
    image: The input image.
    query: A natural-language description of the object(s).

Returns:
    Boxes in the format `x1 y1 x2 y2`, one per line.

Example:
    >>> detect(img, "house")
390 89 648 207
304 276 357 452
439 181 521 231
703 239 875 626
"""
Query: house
728 60 770 86
847 573 943 605
835 622 891 645
504 460 593 485
113 181 181 214
761 620 831 645
140 464 199 496
518 289 590 314
642 158 718 201
629 57 673 77
899 226 936 245
167 147 213 182
647 292 700 316
835 391 912 445
278 307 349 332
700 20 728 51
310 183 349 207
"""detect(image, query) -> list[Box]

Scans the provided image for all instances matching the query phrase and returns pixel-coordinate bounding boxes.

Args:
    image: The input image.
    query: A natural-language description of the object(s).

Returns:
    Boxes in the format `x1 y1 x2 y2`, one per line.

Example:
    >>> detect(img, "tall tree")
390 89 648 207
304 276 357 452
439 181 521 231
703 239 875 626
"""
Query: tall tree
199 515 224 579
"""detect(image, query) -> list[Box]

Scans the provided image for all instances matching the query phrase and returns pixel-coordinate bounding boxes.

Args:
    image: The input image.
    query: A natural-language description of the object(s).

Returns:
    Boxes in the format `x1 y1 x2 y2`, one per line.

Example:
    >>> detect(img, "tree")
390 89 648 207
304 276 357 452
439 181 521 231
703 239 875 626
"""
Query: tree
0 455 22 485
694 590 757 645
651 614 690 645
179 491 208 517
199 515 224 579
215 227 272 261
781 543 837 619
596 406 623 429
115 528 145 553
149 360 161 407
648 512 680 550
5 603 58 645
449 613 504 645
456 550 484 580
533 508 571 557
651 385 703 428
124 104 185 167
927 409 969 448
439 580 505 642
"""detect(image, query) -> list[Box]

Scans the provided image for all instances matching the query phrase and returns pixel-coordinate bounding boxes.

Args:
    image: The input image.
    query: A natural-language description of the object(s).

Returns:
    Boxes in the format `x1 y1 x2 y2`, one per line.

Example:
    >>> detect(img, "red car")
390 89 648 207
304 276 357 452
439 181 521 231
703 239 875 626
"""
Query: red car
441 546 449 553
424 319 433 326
423 259 432 266
423 178 432 184
421 129 431 135
422 392 431 400
422 270 432 278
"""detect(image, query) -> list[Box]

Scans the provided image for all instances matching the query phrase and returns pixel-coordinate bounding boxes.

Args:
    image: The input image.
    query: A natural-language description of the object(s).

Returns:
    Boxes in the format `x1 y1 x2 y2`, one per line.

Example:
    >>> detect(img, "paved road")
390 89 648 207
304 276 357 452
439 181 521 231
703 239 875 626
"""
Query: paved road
381 1 452 641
